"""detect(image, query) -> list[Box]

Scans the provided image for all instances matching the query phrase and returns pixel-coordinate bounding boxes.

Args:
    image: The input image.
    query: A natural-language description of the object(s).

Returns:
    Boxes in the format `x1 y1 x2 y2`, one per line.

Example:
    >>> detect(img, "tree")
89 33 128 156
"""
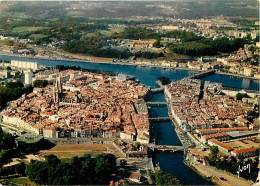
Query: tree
26 160 48 184
209 146 219 162
236 93 250 100
15 162 26 176
0 149 7 174
157 76 171 85
26 153 117 185
0 81 33 109
153 38 162 48
0 127 16 150
80 154 97 184
33 80 48 88
152 170 181 185
95 154 116 183
120 159 127 169
6 66 11 71
134 141 141 149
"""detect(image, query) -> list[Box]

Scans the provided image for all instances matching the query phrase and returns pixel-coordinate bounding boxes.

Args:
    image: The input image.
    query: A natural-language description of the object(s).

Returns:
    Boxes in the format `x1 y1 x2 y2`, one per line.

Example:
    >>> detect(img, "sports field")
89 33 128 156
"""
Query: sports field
40 144 124 158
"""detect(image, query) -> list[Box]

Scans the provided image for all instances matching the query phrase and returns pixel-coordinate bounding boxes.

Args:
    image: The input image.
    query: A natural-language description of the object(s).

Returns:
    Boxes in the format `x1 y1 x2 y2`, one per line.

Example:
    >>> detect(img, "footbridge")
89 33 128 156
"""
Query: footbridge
187 70 215 79
148 143 185 152
149 117 171 122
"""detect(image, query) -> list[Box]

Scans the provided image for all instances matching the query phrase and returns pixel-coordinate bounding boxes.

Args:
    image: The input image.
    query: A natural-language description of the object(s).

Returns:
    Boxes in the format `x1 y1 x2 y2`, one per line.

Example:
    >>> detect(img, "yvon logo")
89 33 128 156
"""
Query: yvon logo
237 164 250 178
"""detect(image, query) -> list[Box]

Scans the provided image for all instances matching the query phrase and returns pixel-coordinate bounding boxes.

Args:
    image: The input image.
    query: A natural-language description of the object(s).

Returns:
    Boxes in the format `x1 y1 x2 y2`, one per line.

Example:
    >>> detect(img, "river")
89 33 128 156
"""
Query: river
150 93 211 185
0 55 258 185
0 55 259 90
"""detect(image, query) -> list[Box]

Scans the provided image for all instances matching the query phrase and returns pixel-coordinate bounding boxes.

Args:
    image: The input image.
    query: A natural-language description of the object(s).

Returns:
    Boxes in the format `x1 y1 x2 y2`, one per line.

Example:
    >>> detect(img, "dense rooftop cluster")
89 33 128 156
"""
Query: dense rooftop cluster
165 79 257 131
165 78 259 157
2 70 151 143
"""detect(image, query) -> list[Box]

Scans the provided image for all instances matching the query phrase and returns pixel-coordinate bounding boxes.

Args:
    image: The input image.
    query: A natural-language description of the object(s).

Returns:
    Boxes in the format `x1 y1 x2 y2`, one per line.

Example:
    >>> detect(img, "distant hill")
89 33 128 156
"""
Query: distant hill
0 0 258 20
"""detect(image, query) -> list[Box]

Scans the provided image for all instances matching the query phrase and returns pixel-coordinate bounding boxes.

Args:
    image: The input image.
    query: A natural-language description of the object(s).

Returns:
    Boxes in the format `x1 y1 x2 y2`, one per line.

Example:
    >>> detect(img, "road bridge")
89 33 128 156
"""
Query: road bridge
147 102 167 107
151 88 164 93
187 70 215 79
148 143 185 152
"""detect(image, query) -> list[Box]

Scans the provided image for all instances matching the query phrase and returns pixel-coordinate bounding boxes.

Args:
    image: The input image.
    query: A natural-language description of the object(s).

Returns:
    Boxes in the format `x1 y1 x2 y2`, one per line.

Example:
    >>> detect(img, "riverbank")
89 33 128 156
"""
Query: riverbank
162 78 256 186
0 52 173 69
216 71 259 80
1 52 259 81
184 154 254 186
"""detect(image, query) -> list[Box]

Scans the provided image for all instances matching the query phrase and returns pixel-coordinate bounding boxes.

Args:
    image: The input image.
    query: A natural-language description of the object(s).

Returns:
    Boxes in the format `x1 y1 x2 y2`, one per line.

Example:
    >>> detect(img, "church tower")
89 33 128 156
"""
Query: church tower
53 73 61 103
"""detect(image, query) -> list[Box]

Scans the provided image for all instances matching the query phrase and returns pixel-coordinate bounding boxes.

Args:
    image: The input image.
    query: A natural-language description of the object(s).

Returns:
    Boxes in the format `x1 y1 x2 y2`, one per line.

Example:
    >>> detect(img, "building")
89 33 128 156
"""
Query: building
201 132 230 144
24 70 33 85
128 172 141 183
43 127 57 138
208 139 234 153
231 147 259 158
11 60 38 71
196 127 248 135
118 73 135 81
162 25 179 30
0 70 11 79
244 68 252 77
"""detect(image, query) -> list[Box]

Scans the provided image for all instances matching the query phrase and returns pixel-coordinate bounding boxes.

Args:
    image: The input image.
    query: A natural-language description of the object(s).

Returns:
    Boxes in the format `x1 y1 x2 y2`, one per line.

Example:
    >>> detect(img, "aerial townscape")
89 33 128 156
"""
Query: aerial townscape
0 0 259 185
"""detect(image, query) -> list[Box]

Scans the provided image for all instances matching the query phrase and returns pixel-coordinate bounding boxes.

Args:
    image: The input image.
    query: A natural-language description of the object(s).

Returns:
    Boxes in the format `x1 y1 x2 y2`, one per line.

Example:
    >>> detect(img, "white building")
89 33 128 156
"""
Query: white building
11 60 38 71
24 70 33 85
244 68 252 77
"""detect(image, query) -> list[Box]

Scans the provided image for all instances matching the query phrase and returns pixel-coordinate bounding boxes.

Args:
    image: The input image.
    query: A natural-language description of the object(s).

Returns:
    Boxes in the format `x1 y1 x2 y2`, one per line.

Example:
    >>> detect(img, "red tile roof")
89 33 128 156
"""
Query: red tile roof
209 139 234 151
232 147 259 155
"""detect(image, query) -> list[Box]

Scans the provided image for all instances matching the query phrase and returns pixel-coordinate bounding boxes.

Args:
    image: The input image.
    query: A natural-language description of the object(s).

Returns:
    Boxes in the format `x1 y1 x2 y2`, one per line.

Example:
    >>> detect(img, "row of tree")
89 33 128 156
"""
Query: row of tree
0 60 10 63
110 27 159 40
62 38 163 59
170 37 248 57
0 127 16 175
26 154 117 185
0 127 16 151
163 30 201 42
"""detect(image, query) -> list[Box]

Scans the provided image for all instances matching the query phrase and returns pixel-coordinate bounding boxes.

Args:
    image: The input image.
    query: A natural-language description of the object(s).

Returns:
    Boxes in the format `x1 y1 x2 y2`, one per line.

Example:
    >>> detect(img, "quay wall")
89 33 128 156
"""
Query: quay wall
222 89 259 97
47 138 114 145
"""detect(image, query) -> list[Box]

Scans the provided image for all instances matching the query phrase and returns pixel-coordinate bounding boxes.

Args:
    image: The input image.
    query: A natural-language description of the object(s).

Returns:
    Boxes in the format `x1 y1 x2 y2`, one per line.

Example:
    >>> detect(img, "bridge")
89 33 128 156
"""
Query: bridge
151 88 164 93
147 102 167 107
149 117 171 122
187 69 215 79
148 143 185 152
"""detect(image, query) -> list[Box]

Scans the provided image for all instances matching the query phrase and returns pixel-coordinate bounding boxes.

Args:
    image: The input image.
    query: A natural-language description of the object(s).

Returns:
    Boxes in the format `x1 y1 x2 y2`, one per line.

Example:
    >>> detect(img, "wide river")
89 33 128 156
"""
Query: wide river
1 55 259 184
